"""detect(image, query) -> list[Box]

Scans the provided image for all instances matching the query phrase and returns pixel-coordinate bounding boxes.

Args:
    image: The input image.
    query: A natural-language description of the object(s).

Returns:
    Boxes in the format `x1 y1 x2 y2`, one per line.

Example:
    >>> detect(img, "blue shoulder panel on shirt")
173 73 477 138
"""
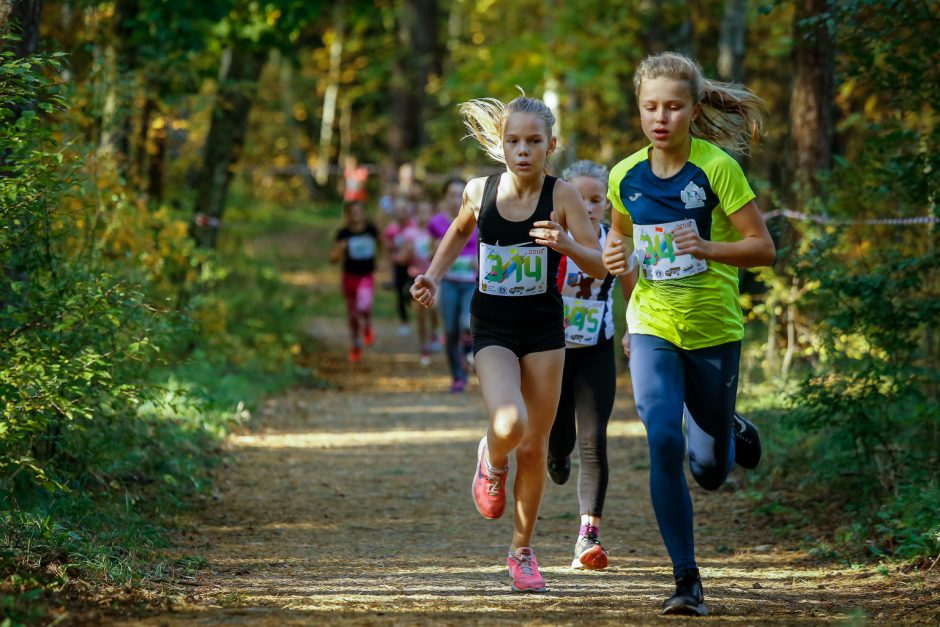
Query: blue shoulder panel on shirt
618 160 719 240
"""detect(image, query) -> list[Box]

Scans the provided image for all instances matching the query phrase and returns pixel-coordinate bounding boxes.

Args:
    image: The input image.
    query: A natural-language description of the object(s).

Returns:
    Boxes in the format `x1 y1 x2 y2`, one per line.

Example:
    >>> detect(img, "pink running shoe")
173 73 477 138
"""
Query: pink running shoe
507 547 547 593
471 437 507 519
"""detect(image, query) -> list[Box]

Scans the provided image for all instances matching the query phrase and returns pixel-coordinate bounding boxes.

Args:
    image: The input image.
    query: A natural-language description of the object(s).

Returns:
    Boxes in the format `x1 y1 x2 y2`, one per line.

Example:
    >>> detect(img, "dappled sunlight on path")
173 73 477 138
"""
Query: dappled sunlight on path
120 316 939 625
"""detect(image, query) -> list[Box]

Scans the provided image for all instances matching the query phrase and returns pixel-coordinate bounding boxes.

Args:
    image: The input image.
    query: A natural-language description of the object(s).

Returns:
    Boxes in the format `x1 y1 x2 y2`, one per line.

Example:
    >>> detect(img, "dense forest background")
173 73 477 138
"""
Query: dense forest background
1 0 938 622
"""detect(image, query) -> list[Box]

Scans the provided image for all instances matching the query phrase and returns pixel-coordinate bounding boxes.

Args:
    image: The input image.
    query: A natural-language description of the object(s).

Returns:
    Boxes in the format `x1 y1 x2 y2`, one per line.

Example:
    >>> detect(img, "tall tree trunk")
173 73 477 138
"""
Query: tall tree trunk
0 1 13 29
279 54 318 200
388 0 440 169
316 0 344 186
136 90 155 192
718 0 746 83
146 101 167 203
191 45 268 249
338 94 352 169
98 0 139 174
790 0 834 209
9 0 41 58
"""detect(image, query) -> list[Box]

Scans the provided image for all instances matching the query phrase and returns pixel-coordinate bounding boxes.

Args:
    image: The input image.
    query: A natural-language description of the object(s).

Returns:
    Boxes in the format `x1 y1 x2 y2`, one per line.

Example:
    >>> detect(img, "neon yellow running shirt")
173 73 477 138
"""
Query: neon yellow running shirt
608 138 756 350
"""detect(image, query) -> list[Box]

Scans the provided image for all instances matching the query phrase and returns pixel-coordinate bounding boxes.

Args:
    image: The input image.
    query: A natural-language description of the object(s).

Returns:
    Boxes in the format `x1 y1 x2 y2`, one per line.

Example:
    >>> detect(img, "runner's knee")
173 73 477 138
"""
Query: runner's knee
690 461 729 491
492 403 527 441
646 423 685 470
515 437 547 466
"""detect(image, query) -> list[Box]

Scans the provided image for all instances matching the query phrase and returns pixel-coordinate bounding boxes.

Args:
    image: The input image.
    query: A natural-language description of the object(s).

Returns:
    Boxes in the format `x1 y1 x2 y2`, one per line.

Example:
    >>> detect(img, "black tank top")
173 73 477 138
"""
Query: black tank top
470 174 563 325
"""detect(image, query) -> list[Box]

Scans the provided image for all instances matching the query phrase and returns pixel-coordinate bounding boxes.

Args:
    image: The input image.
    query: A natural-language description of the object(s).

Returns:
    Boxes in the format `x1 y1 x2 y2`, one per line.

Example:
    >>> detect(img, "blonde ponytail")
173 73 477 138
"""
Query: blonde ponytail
459 89 557 174
634 52 764 154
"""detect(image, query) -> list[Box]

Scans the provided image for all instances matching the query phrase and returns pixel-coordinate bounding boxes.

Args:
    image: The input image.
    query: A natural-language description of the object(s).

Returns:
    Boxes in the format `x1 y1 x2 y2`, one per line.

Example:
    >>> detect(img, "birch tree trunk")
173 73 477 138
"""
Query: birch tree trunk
316 0 344 186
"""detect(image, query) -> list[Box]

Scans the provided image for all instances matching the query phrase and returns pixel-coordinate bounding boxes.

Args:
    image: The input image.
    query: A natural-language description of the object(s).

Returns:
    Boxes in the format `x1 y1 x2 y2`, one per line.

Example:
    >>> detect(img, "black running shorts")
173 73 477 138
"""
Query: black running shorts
470 315 565 359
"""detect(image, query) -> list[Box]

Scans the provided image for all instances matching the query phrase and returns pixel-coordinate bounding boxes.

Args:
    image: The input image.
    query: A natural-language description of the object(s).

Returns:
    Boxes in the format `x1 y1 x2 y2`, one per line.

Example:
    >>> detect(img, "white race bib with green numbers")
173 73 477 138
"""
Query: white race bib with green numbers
563 296 605 346
633 219 708 281
479 242 547 296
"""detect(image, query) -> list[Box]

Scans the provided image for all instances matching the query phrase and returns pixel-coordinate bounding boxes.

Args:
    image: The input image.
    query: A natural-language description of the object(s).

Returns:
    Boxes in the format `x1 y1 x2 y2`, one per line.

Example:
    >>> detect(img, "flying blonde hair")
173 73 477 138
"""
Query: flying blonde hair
634 52 764 154
458 89 557 174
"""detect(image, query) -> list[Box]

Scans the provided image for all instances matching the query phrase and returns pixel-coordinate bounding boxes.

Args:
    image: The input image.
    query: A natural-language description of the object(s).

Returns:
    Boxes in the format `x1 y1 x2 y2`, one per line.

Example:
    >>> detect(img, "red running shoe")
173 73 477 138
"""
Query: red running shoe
363 327 375 347
348 346 362 363
571 533 609 570
507 547 547 593
471 436 507 519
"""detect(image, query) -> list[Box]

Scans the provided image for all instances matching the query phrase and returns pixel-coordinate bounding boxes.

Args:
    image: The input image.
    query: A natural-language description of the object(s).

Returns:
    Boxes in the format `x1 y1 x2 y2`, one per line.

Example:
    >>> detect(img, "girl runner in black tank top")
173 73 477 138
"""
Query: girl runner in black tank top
409 93 606 595
471 174 563 326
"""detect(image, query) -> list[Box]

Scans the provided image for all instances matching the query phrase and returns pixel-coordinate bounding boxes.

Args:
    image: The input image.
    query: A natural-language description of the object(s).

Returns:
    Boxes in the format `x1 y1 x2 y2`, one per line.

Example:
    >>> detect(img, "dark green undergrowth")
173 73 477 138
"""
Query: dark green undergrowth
736 235 940 567
0 44 326 622
0 200 327 624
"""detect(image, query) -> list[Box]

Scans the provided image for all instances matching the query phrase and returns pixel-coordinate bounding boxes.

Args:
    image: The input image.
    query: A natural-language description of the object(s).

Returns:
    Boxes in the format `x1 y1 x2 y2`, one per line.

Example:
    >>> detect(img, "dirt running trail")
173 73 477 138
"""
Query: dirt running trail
122 316 936 625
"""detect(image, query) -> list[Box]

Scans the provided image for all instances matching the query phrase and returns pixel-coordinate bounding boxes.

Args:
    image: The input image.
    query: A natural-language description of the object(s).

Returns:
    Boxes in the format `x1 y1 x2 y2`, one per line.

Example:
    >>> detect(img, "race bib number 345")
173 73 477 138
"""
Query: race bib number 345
633 219 708 281
479 242 547 296
563 296 604 345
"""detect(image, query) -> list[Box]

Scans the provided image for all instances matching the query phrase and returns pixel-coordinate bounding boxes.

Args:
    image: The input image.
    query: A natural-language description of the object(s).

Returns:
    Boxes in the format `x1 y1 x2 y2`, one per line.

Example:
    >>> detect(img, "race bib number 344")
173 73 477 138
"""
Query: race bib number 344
633 219 708 281
479 242 547 296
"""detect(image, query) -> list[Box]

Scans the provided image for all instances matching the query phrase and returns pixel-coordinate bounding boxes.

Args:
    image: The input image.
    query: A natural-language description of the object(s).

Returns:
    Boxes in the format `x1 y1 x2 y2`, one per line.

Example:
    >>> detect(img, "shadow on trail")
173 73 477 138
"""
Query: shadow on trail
120 316 927 625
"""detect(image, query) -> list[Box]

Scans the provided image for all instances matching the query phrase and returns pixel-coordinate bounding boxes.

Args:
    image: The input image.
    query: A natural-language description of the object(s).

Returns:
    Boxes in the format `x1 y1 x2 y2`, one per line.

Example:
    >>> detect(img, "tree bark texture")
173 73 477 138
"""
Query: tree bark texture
388 0 440 168
8 0 41 58
790 0 834 207
191 45 268 249
718 0 746 83
316 0 344 186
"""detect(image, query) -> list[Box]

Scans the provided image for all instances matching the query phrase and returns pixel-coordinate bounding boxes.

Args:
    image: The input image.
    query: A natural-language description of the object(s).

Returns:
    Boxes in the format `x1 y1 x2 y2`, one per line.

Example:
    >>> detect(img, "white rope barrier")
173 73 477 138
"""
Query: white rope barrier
763 209 939 225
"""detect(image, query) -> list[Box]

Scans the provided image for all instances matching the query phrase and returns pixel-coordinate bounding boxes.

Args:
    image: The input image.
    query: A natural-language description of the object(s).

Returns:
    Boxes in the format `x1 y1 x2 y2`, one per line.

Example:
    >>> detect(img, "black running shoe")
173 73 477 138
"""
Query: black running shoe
732 412 762 470
662 567 707 616
571 533 608 570
546 456 571 485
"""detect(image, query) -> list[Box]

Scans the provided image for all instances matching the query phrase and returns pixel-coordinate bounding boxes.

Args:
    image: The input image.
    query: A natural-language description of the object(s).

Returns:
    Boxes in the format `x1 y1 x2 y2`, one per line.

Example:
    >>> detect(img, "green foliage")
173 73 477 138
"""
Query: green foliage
0 29 312 622
738 0 940 562
777 238 940 557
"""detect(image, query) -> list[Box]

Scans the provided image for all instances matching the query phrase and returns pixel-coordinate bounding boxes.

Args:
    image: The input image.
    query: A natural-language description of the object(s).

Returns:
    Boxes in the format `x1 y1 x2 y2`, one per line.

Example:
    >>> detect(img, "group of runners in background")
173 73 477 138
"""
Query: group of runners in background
331 51 775 617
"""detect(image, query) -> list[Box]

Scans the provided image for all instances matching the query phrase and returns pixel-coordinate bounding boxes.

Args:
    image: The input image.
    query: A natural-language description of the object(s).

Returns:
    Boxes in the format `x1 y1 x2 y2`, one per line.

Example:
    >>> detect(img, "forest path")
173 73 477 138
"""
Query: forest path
118 312 935 625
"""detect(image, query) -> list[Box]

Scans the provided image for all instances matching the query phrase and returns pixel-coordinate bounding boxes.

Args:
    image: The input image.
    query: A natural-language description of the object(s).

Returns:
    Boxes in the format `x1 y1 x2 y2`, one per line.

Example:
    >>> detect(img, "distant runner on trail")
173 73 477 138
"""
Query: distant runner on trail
411 92 605 593
401 200 436 366
330 201 379 363
383 196 415 337
428 177 476 393
547 159 636 572
604 52 775 616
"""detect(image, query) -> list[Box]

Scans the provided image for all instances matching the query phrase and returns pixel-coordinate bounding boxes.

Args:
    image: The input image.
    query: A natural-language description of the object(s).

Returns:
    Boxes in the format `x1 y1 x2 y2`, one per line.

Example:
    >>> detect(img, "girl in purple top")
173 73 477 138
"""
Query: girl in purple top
428 177 476 392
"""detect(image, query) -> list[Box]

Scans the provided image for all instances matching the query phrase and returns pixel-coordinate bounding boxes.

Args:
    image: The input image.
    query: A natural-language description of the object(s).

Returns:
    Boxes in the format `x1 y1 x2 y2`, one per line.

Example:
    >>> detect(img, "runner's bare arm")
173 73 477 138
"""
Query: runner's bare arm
329 240 346 264
618 256 637 358
672 200 775 268
604 211 634 276
532 180 606 278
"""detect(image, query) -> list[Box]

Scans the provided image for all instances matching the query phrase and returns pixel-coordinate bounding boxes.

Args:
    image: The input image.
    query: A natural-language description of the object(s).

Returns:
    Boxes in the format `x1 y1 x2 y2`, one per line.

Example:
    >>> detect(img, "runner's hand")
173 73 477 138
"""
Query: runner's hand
672 226 712 260
621 332 631 359
410 274 438 308
531 212 573 254
603 236 628 275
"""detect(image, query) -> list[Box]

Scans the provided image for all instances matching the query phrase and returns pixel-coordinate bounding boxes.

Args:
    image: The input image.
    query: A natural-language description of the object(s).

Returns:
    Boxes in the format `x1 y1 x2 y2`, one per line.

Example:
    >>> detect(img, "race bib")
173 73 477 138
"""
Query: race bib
478 242 547 296
347 234 376 260
633 219 708 281
446 253 477 282
563 296 605 345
